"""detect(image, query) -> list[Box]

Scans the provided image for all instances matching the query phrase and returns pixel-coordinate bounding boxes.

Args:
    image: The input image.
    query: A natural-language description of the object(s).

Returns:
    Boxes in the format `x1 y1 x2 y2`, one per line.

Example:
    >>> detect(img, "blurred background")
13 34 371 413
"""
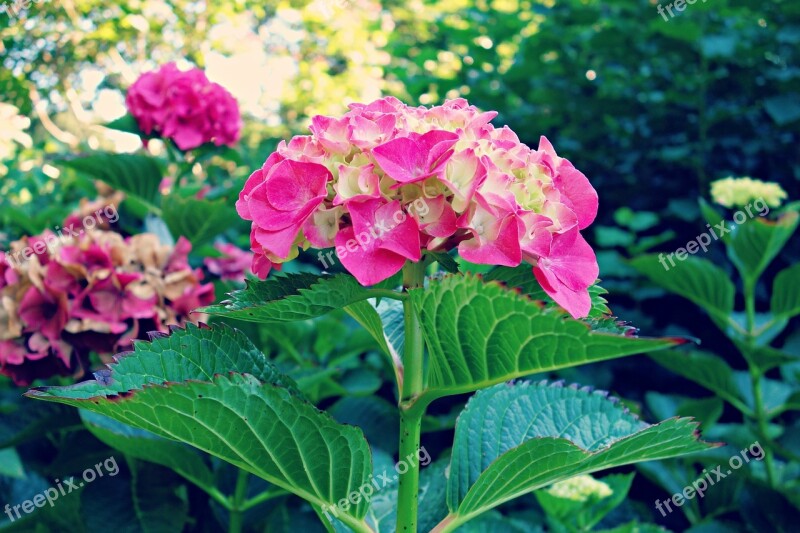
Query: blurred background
1 0 798 531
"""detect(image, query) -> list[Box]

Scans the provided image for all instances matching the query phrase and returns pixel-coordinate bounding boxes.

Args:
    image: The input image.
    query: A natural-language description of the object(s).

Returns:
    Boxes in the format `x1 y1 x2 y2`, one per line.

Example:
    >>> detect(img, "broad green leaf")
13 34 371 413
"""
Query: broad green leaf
61 153 163 210
79 410 217 496
202 273 396 323
439 382 711 528
727 210 799 282
649 351 751 416
409 275 684 408
630 255 734 330
25 325 373 529
772 263 800 320
162 195 240 246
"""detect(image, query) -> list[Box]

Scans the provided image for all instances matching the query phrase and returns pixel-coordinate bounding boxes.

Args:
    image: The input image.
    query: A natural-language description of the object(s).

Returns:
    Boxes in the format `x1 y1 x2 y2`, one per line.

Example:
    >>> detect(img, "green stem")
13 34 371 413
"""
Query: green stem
396 261 427 533
743 277 777 488
228 469 249 533
240 488 289 511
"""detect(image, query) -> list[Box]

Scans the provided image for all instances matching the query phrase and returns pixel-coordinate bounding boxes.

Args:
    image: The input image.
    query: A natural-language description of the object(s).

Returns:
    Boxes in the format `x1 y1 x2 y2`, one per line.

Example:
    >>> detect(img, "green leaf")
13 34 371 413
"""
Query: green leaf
727 211 799 282
649 351 751 416
630 255 735 330
79 410 217 497
772 263 800 321
535 473 633 531
427 251 460 273
0 449 24 479
439 381 712 528
328 396 399 455
60 153 163 210
80 460 189 533
103 114 146 136
202 273 397 323
409 275 684 409
25 325 373 530
344 297 404 376
161 195 240 246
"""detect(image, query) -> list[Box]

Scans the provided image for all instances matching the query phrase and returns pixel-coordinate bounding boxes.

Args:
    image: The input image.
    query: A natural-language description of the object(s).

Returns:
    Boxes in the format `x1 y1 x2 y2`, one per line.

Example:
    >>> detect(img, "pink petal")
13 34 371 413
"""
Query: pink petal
335 226 409 286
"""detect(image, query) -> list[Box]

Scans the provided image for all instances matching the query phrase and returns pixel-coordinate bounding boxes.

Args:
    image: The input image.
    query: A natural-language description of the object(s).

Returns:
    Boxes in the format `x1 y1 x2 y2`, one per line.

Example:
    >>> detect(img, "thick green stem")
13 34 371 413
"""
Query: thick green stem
743 277 777 488
396 261 427 533
228 469 249 533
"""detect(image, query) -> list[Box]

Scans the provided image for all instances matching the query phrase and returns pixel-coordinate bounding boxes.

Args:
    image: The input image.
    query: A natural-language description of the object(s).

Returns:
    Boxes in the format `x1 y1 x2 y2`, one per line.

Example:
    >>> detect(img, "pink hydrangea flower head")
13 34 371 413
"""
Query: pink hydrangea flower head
239 98 599 318
126 62 242 150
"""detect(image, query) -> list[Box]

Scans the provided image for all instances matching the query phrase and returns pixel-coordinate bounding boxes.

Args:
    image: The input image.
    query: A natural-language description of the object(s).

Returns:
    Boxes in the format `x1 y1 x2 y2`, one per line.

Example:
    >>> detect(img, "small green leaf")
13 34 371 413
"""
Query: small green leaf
727 211 799 282
103 114 146 136
202 273 396 323
440 381 712 527
630 255 735 330
427 251 460 273
649 351 751 416
772 263 800 321
409 275 684 409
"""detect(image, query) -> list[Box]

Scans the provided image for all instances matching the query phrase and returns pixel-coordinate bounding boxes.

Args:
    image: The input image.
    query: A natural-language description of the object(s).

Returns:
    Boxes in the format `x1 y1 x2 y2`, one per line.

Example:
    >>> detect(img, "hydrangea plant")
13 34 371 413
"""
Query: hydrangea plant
27 98 713 532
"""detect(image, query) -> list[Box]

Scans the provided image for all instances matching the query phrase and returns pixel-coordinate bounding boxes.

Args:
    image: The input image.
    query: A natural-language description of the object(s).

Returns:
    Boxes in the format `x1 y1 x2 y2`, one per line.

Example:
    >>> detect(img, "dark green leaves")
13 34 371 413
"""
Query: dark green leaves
438 381 712 529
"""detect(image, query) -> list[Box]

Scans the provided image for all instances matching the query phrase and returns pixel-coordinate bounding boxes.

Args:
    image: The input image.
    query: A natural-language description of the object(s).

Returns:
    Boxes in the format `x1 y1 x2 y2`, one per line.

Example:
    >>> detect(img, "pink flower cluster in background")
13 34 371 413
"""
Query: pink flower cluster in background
126 63 242 150
237 97 600 318
0 225 214 385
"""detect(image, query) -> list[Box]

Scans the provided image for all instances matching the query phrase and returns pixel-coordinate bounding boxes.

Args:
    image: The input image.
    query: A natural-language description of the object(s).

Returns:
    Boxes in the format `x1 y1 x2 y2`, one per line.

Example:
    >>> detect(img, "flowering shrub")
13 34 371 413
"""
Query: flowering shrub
126 62 242 151
0 223 214 385
30 99 712 533
237 97 599 317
